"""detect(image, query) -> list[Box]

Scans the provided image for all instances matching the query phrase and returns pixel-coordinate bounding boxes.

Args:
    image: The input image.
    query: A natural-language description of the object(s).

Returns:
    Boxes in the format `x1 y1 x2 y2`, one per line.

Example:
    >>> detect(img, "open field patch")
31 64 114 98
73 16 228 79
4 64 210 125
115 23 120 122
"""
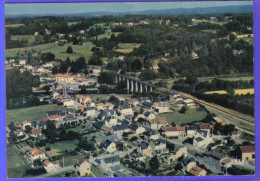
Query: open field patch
205 88 254 95
5 24 25 28
10 35 40 44
236 34 253 39
198 75 254 82
7 145 30 178
6 104 60 125
44 140 79 157
156 108 208 125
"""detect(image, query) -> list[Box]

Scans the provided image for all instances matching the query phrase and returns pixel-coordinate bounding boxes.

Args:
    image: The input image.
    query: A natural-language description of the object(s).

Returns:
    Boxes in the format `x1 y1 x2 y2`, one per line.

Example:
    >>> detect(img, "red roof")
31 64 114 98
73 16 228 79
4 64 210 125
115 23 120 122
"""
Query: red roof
30 147 45 156
240 145 255 153
39 117 49 122
50 114 59 119
55 74 73 78
176 127 186 131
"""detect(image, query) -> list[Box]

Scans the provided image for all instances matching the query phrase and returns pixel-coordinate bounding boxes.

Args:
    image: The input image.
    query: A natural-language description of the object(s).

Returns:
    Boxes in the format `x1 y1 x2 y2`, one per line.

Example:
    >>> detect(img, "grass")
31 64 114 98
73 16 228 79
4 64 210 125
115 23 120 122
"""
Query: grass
205 88 254 95
115 43 141 53
91 165 105 177
46 169 75 178
67 21 80 26
41 42 94 61
201 30 217 34
7 144 31 178
58 154 79 167
240 37 253 46
97 32 121 40
6 104 60 125
43 140 79 157
10 35 38 44
156 108 208 125
236 34 253 39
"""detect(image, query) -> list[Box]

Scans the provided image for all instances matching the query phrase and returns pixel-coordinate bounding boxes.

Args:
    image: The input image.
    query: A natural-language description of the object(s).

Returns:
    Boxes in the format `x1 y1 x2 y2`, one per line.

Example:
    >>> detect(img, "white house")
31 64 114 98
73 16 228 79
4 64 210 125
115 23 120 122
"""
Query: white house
75 158 91 176
157 101 170 113
43 160 60 173
182 157 197 172
118 105 133 116
100 156 121 172
63 99 75 107
22 120 32 131
105 116 118 127
103 140 117 153
183 99 196 108
144 112 156 120
55 74 74 83
138 141 153 157
29 147 46 161
85 107 96 116
150 139 167 153
15 129 24 137
193 130 213 148
31 129 42 138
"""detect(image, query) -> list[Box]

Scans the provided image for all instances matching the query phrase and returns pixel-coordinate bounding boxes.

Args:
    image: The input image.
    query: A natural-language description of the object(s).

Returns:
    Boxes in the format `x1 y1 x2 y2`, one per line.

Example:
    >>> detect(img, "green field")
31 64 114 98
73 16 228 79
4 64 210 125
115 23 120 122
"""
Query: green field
7 145 31 178
10 35 39 44
201 30 217 34
156 108 208 125
46 169 75 178
240 37 253 45
5 24 25 28
58 154 79 167
115 43 142 54
43 140 78 157
97 32 121 40
198 75 254 82
41 42 94 61
6 104 60 125
67 21 80 26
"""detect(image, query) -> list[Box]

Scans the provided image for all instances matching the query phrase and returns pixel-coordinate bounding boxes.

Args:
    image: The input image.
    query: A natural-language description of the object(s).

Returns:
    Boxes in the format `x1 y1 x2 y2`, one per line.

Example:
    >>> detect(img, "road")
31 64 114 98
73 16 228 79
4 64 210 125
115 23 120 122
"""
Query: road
34 165 75 178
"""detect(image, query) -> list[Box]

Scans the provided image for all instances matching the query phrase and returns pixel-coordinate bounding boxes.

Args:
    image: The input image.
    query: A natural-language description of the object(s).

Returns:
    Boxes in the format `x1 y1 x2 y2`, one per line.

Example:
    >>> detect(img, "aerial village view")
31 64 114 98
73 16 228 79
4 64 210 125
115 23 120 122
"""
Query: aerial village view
5 1 255 178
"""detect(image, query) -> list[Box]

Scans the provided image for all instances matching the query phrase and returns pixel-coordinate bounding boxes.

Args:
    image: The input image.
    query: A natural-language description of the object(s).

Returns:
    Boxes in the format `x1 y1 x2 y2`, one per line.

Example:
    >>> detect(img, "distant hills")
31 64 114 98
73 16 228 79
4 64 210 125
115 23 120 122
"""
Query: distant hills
6 5 253 18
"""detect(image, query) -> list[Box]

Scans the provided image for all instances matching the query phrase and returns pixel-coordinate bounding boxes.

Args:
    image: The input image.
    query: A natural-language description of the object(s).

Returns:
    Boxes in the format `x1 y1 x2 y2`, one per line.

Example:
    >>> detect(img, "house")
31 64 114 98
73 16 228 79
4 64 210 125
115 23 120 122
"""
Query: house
171 146 188 161
96 103 104 110
142 101 154 109
103 140 117 153
63 99 75 107
63 115 77 124
157 101 170 113
98 110 114 120
140 97 151 103
69 82 79 91
94 135 119 145
187 125 197 137
129 123 146 135
38 117 49 129
183 99 196 108
100 156 121 172
193 129 213 148
22 120 32 131
43 160 60 173
118 105 133 116
55 74 74 83
128 99 139 107
124 114 134 122
15 129 24 137
47 110 62 118
240 145 255 161
75 158 91 176
144 112 156 120
134 153 145 162
150 139 167 153
221 157 233 168
76 94 92 104
195 151 229 171
144 129 160 141
85 107 96 116
176 127 186 137
199 123 213 132
104 102 114 110
162 126 178 138
31 129 42 138
188 166 207 176
146 117 168 130
105 116 118 128
49 114 60 121
29 147 46 161
112 124 130 138
138 141 152 157
213 116 227 126
78 105 86 112
92 68 101 74
181 157 196 172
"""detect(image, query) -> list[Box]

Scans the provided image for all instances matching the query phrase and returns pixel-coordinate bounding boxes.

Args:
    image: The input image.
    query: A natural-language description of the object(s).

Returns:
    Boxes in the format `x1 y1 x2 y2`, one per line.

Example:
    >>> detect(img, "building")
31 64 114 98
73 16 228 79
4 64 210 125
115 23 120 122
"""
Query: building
187 125 197 137
112 124 130 138
170 146 188 161
144 112 156 120
181 157 196 172
193 129 213 148
63 99 75 107
118 105 133 116
85 107 96 116
103 140 117 153
188 166 207 176
150 139 167 153
144 129 160 141
100 156 121 172
15 129 24 137
22 120 32 131
43 160 60 173
213 116 227 126
55 74 74 83
138 141 153 157
94 135 119 145
240 145 255 161
157 101 170 113
31 129 42 138
75 158 91 176
105 116 118 128
146 117 168 130
183 99 196 108
29 147 46 161
76 94 92 104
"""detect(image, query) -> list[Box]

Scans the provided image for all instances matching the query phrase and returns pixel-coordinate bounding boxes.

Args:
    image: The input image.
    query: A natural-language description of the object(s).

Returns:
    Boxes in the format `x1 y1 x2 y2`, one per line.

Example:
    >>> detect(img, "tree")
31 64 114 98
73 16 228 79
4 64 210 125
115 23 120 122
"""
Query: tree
66 46 73 54
24 125 32 134
45 120 57 143
9 130 17 143
149 155 159 170
179 106 187 113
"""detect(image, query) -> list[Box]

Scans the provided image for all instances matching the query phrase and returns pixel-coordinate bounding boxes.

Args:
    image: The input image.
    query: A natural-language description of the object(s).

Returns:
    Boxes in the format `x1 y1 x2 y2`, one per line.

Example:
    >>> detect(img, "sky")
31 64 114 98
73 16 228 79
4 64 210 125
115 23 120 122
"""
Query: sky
5 1 253 15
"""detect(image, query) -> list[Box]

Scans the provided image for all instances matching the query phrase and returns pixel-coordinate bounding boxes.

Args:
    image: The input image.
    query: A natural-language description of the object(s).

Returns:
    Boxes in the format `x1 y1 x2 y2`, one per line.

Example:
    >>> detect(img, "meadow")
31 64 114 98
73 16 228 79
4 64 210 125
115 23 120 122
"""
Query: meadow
6 104 60 125
205 88 254 95
115 43 141 53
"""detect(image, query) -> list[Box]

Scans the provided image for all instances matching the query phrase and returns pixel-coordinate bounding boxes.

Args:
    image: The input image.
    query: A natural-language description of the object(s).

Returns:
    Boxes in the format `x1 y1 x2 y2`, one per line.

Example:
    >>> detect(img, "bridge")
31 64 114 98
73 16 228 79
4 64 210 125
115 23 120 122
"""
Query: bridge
116 74 159 93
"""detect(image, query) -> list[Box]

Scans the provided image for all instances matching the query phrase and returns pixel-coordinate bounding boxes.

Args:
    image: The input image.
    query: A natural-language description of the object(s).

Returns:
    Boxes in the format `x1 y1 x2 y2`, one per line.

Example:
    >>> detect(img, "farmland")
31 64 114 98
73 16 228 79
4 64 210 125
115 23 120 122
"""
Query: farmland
6 104 60 125
198 75 254 82
205 88 254 95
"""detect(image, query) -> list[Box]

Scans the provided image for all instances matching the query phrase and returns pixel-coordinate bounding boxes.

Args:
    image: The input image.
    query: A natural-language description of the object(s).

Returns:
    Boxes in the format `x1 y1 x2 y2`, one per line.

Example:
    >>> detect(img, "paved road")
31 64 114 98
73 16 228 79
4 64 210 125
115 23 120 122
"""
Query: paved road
34 165 75 178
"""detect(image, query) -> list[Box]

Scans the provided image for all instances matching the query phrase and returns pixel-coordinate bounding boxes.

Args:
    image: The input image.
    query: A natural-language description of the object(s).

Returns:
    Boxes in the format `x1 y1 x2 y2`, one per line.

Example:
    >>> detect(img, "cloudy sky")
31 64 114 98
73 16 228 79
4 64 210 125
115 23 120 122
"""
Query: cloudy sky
5 1 253 15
